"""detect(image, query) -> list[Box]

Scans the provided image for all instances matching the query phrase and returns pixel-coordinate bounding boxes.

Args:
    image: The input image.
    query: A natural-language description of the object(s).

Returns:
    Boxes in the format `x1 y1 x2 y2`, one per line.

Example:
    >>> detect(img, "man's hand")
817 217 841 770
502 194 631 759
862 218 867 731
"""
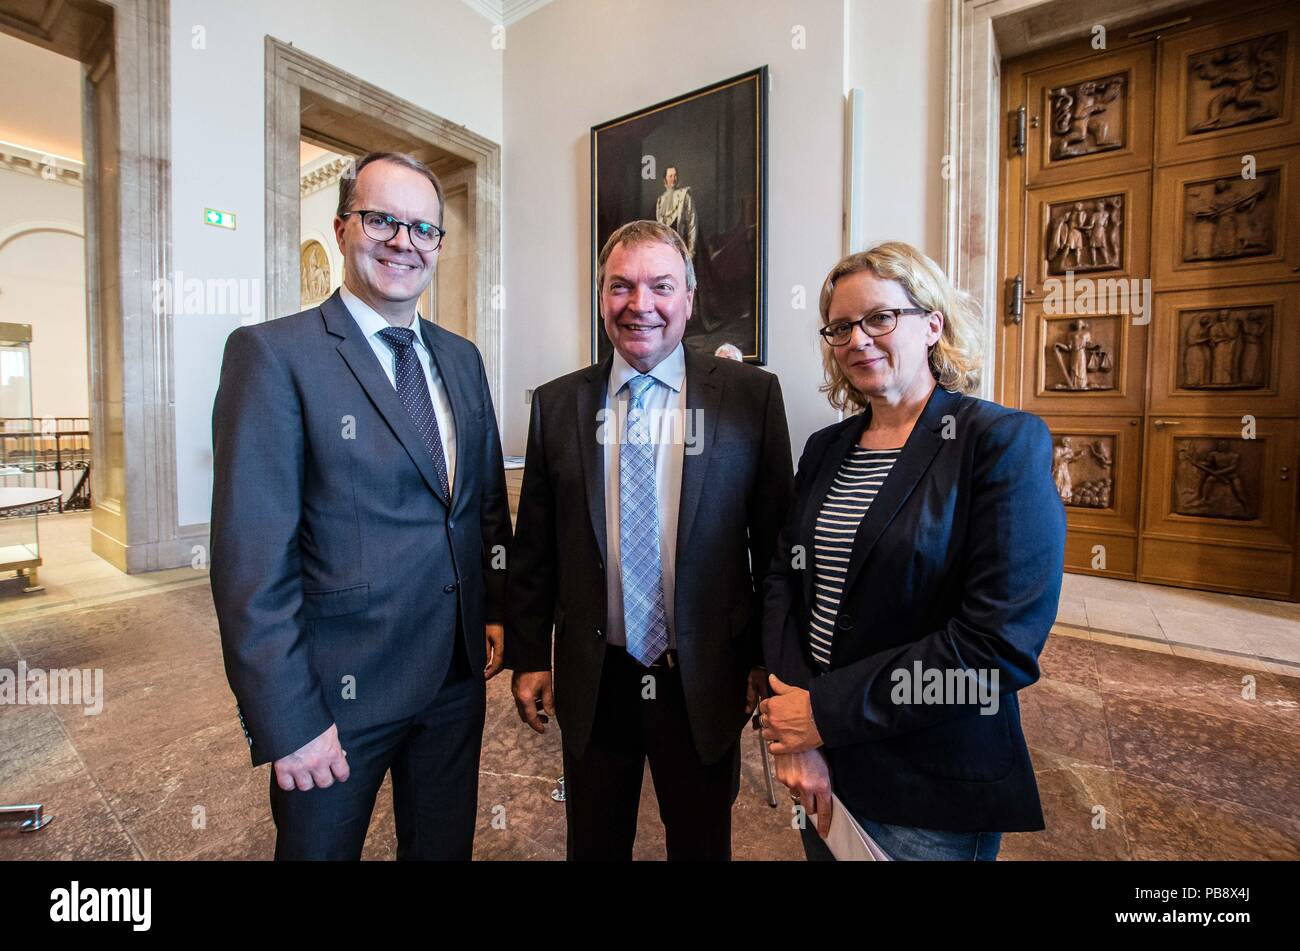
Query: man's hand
745 666 766 715
774 749 833 838
512 670 555 734
484 624 505 680
759 673 824 754
272 723 349 792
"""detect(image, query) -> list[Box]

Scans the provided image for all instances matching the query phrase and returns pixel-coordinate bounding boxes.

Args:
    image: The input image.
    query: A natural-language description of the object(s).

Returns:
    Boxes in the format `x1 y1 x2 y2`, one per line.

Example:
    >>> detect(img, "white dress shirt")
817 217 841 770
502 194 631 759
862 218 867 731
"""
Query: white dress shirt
603 343 687 648
340 284 457 491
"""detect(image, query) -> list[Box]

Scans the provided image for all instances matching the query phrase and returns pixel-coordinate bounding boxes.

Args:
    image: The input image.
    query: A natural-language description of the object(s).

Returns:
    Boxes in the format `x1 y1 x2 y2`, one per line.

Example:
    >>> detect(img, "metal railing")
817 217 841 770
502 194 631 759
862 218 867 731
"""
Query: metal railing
0 418 92 516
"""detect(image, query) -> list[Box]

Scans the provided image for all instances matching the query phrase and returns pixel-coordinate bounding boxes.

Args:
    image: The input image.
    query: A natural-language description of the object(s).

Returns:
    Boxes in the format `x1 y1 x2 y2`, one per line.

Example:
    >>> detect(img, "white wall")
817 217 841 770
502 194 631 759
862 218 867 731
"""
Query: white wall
846 0 948 257
170 0 504 525
500 0 949 460
164 0 951 523
0 171 89 420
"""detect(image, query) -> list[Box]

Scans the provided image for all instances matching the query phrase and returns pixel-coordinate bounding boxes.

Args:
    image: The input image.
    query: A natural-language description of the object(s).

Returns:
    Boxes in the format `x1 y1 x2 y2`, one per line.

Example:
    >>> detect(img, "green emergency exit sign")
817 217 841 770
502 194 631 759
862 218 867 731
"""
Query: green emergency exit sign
204 208 236 229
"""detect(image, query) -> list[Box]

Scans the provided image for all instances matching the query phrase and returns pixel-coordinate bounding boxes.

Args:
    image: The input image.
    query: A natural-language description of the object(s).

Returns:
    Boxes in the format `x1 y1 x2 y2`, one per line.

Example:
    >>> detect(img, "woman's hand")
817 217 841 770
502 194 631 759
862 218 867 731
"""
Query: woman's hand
759 674 823 754
774 749 834 838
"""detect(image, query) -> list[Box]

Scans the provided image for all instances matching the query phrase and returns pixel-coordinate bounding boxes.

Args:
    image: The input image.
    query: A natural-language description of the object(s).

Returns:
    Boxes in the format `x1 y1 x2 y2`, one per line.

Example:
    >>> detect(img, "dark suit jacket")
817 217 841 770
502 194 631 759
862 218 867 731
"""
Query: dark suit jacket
507 348 793 765
210 290 512 766
763 386 1065 832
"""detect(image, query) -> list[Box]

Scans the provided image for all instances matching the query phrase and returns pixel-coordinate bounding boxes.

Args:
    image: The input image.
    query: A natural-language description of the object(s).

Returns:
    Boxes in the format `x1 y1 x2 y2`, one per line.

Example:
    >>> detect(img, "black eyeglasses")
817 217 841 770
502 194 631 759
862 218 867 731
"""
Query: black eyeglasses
341 210 446 252
819 308 928 346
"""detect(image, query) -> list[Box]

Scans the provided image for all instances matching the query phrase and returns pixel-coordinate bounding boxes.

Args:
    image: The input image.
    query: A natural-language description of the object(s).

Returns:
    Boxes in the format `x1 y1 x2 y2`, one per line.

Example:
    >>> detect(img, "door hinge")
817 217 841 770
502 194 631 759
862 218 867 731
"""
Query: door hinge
1010 106 1027 156
1007 274 1024 324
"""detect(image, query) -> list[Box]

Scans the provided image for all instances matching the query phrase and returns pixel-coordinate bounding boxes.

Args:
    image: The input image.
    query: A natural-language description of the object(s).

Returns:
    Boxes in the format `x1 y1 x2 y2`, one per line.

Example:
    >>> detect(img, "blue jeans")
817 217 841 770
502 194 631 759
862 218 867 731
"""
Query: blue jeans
800 814 1002 861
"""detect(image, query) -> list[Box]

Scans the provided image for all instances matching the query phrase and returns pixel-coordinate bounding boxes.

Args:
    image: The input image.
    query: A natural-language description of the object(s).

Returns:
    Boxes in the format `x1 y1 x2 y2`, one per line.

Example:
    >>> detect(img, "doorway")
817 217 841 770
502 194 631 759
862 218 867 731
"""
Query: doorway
0 0 181 575
996 0 1300 600
265 38 501 405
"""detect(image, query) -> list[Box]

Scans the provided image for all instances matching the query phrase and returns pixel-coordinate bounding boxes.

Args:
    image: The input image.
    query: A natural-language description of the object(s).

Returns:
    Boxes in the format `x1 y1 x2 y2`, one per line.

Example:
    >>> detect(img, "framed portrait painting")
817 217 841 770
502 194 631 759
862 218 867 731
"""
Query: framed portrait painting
591 66 768 364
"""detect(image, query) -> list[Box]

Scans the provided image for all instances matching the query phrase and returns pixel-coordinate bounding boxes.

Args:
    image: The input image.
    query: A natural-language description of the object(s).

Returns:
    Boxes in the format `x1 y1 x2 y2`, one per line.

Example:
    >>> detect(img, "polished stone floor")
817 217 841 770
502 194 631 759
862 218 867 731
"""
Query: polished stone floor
1 580 1297 860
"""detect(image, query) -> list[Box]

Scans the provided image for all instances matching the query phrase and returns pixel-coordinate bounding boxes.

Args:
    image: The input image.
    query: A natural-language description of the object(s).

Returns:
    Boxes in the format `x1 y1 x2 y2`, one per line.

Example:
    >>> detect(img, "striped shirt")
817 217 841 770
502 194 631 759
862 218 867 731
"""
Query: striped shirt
809 446 901 668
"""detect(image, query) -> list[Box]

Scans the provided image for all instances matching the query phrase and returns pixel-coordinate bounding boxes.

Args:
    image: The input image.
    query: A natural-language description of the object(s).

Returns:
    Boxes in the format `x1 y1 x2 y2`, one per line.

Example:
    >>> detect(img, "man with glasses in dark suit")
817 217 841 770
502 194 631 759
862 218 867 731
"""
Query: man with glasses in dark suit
211 152 511 860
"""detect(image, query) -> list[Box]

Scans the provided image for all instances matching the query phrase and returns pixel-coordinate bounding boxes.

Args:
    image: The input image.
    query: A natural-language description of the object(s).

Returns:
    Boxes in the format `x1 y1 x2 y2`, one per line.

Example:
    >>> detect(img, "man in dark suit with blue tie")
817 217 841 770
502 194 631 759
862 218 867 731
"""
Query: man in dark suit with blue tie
210 152 511 860
506 221 793 860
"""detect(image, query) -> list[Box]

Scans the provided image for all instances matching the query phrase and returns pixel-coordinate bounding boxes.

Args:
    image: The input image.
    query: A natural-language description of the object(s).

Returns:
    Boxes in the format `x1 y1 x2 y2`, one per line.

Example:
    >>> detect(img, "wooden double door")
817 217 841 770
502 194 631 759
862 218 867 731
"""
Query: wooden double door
998 0 1300 600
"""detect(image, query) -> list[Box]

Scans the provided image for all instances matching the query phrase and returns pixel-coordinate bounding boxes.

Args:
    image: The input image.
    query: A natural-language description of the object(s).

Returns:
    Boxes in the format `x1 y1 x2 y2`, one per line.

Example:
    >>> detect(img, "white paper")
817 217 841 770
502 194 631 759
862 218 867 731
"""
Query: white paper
809 794 892 861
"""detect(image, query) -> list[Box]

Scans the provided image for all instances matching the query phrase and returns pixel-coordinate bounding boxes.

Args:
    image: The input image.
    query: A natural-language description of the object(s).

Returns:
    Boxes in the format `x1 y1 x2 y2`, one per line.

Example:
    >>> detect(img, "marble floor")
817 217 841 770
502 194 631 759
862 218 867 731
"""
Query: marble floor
1 578 1297 860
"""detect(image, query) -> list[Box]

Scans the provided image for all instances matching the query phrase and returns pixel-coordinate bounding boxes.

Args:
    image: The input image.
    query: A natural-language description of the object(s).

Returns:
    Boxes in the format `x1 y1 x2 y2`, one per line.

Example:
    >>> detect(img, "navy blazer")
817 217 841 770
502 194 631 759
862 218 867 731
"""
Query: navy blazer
210 290 512 766
763 386 1065 832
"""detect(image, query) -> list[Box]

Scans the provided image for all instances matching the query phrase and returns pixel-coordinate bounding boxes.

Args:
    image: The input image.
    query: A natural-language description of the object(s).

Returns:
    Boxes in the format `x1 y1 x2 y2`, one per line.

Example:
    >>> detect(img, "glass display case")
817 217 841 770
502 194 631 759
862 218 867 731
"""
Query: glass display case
0 323 42 591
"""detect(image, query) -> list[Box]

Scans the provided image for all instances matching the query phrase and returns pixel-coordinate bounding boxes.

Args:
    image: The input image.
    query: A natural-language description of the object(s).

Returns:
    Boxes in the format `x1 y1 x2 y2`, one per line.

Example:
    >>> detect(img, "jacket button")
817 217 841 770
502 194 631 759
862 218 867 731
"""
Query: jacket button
595 627 604 639
837 613 853 630
443 582 458 593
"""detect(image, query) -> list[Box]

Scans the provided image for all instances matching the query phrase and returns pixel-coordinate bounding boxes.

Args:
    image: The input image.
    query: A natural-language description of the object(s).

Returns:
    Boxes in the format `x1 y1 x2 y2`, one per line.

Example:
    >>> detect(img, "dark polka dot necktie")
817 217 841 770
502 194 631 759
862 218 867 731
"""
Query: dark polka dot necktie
378 326 451 502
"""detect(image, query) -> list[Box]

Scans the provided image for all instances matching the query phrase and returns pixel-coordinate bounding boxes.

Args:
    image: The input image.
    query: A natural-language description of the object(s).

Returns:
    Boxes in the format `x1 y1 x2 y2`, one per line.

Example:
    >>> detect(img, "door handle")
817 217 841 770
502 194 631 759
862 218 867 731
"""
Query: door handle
1152 419 1182 429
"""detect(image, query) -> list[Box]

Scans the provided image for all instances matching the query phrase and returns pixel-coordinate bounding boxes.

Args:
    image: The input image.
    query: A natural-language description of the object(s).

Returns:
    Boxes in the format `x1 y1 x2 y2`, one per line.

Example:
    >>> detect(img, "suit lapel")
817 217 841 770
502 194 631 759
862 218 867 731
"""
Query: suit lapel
420 318 467 512
321 291 448 507
836 386 961 599
576 355 613 567
675 348 720 557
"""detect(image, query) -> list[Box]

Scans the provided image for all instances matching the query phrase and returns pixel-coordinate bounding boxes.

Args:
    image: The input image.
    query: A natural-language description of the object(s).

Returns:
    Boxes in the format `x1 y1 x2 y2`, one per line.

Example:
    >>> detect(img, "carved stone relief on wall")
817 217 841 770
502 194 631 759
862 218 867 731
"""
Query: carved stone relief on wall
1172 437 1262 520
1044 316 1117 391
1178 306 1272 390
1187 31 1286 134
1183 171 1278 262
1046 195 1123 274
1050 74 1126 160
1052 435 1115 509
301 240 331 307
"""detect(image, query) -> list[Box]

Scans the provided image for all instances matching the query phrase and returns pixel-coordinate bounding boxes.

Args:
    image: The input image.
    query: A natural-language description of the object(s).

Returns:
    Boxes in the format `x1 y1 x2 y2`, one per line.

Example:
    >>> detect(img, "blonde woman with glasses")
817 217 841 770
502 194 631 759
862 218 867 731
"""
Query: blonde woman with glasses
757 242 1065 861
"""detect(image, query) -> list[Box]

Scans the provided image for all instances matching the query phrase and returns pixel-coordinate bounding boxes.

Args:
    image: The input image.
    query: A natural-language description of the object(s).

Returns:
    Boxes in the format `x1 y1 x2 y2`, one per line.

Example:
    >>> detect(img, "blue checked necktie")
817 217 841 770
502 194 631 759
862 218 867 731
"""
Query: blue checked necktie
378 326 451 503
620 374 669 667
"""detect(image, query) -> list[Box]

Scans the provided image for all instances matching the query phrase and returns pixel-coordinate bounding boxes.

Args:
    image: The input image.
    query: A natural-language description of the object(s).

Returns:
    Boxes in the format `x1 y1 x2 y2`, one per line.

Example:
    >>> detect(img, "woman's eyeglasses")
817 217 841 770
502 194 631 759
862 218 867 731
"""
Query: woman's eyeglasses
819 308 928 346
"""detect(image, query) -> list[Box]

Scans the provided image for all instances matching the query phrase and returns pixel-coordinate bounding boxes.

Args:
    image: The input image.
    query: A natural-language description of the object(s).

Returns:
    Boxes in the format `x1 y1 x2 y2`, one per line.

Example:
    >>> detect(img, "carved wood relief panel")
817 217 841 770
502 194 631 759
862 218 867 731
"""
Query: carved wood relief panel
1171 437 1263 520
1182 170 1278 262
1046 194 1124 274
1053 434 1116 510
1186 32 1286 135
1177 305 1272 390
1027 47 1154 187
1153 147 1296 289
1157 6 1300 165
1050 74 1127 159
1044 316 1118 391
